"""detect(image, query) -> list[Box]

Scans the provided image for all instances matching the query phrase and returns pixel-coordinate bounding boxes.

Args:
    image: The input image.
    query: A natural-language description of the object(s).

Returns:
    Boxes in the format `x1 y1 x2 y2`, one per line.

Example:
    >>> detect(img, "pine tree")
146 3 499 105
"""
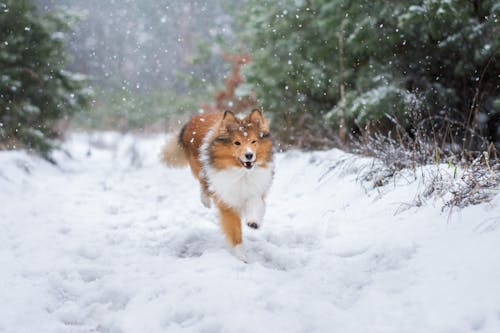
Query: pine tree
238 0 499 151
0 0 91 155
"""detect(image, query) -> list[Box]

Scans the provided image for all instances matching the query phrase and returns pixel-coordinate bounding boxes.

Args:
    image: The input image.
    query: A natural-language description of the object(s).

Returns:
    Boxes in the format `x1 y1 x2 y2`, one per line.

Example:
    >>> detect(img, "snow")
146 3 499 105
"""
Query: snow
1 132 500 333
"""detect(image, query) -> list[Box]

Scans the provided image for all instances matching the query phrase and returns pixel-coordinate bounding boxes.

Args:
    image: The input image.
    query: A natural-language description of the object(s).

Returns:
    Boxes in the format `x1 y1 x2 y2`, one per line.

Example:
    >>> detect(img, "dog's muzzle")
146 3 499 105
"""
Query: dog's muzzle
240 160 254 169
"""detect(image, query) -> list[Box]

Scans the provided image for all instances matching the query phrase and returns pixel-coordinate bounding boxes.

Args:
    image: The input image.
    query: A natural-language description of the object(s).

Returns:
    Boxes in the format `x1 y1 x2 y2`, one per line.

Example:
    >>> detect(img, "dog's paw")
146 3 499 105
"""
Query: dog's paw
233 244 248 263
247 221 260 229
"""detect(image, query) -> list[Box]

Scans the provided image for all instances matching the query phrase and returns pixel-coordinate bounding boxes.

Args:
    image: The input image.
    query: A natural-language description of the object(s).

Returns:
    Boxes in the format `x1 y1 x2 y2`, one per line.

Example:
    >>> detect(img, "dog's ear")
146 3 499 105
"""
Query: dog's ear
221 110 238 131
249 109 263 123
223 110 236 121
249 109 269 132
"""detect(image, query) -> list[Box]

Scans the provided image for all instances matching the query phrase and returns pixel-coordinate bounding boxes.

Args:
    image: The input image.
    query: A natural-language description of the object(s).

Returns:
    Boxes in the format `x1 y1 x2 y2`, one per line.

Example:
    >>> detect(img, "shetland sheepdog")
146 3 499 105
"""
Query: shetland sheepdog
161 109 274 261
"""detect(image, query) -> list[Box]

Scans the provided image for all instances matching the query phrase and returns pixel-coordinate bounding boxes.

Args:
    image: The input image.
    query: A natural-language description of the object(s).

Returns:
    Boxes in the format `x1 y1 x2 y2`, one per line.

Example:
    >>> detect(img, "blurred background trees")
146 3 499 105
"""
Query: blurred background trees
0 0 498 159
35 0 241 133
0 0 90 154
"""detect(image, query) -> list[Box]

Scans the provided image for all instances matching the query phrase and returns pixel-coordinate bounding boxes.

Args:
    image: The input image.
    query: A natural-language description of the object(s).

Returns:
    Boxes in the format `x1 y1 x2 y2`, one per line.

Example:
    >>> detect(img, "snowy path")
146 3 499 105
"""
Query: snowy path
1 133 500 333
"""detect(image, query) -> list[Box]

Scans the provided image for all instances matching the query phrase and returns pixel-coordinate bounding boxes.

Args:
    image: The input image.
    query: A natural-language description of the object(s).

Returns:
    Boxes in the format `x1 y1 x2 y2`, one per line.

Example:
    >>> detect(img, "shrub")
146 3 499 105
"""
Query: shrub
238 0 499 153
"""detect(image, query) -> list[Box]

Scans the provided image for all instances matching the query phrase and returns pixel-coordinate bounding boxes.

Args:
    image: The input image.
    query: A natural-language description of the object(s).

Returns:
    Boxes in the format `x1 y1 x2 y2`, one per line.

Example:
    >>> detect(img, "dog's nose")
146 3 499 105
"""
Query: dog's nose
245 152 254 160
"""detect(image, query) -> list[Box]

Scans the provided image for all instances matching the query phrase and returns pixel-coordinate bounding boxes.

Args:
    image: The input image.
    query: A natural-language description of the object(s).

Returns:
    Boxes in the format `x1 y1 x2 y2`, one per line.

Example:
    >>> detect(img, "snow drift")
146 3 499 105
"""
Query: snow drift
0 132 499 333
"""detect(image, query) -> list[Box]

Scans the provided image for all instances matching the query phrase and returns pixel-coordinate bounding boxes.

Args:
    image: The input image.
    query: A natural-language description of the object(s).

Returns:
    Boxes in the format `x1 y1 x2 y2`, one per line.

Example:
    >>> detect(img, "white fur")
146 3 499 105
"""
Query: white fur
244 195 265 226
205 164 272 214
200 188 211 208
199 128 214 168
199 125 273 225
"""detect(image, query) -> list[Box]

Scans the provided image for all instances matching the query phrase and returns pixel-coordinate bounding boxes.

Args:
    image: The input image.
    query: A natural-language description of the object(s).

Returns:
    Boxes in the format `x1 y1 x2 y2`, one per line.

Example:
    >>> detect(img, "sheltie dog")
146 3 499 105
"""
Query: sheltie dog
161 109 274 261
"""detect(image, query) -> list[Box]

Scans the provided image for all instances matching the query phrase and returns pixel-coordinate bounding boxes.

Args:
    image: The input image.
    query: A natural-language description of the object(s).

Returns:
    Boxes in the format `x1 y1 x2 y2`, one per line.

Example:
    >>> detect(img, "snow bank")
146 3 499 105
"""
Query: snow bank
1 132 499 333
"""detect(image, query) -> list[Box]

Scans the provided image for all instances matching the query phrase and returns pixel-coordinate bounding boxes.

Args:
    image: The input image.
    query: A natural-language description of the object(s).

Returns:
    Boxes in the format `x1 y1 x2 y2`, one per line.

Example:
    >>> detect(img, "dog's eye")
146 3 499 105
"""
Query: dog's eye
234 141 241 146
251 140 257 144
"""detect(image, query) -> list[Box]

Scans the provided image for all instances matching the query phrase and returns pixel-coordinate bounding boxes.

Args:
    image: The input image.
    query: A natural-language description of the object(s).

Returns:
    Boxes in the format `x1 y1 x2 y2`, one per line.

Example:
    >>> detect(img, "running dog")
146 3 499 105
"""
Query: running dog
161 109 273 261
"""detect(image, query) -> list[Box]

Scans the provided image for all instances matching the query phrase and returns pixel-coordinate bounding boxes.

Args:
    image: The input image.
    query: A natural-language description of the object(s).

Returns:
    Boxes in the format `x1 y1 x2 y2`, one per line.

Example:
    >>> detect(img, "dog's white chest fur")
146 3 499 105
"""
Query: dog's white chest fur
205 165 273 210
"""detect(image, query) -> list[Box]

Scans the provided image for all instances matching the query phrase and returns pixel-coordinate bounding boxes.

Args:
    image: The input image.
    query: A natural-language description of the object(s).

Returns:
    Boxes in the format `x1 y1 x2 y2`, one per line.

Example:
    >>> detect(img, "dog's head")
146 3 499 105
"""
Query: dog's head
210 109 273 170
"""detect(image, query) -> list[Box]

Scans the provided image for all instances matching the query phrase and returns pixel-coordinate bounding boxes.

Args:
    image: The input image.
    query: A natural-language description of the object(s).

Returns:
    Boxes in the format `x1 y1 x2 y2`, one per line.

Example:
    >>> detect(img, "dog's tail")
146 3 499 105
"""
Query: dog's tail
160 128 189 168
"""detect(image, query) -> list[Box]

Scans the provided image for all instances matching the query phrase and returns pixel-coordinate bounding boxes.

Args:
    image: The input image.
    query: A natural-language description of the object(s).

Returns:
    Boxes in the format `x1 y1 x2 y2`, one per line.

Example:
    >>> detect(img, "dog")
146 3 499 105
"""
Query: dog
161 109 274 261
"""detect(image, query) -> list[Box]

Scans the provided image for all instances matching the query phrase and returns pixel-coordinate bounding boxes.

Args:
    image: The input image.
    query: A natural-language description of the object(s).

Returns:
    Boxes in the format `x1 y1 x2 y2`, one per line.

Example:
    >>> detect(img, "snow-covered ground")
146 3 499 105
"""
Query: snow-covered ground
1 132 499 333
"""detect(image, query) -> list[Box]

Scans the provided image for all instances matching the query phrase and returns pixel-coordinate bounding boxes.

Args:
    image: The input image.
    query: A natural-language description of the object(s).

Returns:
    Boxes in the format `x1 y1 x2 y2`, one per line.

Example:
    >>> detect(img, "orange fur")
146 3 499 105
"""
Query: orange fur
217 201 242 247
160 136 188 167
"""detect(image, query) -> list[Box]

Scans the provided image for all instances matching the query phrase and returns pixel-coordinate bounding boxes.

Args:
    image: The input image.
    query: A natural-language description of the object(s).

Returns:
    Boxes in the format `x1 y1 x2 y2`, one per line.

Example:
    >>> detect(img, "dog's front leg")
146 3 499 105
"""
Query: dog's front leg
217 201 247 262
244 196 265 229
